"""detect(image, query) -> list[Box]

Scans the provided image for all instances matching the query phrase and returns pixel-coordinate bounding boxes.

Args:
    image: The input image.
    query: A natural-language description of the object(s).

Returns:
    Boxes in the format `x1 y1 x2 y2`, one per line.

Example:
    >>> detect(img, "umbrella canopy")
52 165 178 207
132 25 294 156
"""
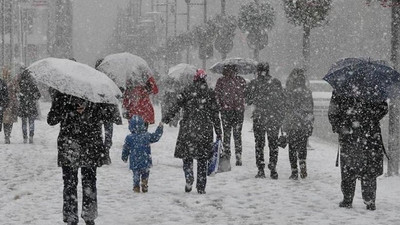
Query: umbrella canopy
97 52 152 88
28 58 122 104
167 63 197 86
323 58 400 101
209 58 258 74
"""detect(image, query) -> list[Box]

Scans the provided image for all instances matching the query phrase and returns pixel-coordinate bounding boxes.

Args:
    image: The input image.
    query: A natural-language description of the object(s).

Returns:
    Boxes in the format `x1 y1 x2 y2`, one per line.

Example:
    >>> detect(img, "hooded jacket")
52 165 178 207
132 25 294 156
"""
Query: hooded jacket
121 115 163 171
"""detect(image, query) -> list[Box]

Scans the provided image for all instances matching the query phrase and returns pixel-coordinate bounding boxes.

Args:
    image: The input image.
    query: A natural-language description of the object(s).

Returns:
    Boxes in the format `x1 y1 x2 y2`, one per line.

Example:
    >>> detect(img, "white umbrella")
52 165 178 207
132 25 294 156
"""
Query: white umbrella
167 63 197 86
28 58 122 105
210 57 258 74
97 52 152 88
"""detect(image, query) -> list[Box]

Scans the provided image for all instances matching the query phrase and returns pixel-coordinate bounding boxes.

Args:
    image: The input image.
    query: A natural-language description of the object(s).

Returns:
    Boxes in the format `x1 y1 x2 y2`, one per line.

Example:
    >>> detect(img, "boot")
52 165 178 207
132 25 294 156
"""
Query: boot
133 186 140 193
255 169 266 178
5 136 10 144
185 183 192 193
197 189 206 194
141 179 148 193
299 160 307 179
85 221 95 225
67 222 78 225
289 169 298 180
364 201 376 211
235 154 242 166
29 136 34 144
268 163 278 180
23 137 28 144
339 200 353 208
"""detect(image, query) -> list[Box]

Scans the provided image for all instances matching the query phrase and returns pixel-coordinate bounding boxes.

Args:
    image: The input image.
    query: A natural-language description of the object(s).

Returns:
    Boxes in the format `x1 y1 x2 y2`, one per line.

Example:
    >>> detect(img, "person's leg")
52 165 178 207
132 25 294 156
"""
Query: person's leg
141 169 150 193
296 132 308 179
4 123 13 144
21 117 28 142
287 131 298 179
196 159 208 194
133 170 141 192
361 176 377 210
253 117 266 178
183 158 194 192
81 167 98 223
266 123 280 179
62 166 79 224
221 110 233 158
232 110 244 166
28 117 35 143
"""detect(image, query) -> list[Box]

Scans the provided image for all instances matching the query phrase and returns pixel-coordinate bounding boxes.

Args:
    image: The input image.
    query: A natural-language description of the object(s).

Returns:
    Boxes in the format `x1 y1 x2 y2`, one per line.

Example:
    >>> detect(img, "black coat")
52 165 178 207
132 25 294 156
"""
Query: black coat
0 79 9 131
245 75 286 126
47 93 113 168
283 86 314 137
18 71 41 118
162 80 222 160
328 91 388 178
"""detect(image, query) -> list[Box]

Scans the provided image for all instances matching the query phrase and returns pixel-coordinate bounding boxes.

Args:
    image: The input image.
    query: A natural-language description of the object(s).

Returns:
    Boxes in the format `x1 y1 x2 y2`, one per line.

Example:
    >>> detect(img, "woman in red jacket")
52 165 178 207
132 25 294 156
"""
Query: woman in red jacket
123 72 158 128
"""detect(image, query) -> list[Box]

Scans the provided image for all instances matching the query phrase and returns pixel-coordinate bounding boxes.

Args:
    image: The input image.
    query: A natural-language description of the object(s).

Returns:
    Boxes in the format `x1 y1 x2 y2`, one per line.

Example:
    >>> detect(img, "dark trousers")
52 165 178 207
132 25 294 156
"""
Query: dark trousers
3 123 13 138
253 117 280 170
183 158 208 191
341 172 377 204
21 117 35 138
288 129 308 170
133 169 150 187
62 166 98 223
221 110 244 158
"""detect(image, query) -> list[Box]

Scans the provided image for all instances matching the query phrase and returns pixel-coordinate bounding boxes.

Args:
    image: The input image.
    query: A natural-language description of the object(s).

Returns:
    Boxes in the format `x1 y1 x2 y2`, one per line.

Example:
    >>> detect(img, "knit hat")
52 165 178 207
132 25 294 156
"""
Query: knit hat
194 69 207 81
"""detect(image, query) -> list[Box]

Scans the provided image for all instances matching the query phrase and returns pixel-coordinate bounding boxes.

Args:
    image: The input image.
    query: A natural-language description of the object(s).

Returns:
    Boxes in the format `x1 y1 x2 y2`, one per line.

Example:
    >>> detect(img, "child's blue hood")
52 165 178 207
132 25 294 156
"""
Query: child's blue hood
129 115 147 134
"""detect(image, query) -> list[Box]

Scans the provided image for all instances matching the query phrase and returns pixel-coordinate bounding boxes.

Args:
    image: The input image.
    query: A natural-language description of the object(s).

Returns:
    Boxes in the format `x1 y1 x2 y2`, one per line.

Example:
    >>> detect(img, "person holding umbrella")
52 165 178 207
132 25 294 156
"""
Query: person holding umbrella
162 69 222 194
245 62 286 179
214 64 246 167
122 70 158 129
325 58 397 211
29 57 122 225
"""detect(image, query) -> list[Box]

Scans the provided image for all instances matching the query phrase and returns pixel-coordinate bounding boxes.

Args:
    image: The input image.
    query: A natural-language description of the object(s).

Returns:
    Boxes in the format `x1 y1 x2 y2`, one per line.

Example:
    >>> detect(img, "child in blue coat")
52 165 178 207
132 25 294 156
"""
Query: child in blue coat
122 115 163 193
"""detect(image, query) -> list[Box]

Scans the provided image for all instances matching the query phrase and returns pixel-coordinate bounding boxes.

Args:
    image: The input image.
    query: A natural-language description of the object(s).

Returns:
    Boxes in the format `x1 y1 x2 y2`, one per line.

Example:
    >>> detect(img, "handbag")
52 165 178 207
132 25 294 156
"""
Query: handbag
207 140 221 176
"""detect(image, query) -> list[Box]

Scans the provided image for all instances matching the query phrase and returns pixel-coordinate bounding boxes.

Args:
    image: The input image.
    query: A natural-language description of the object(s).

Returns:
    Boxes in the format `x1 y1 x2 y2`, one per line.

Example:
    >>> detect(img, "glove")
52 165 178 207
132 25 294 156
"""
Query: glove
216 134 222 140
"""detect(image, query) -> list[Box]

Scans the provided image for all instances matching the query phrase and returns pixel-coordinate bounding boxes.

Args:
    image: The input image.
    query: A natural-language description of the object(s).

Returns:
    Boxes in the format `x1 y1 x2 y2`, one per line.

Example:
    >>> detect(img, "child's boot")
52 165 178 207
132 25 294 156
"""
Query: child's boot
133 186 140 193
141 179 148 193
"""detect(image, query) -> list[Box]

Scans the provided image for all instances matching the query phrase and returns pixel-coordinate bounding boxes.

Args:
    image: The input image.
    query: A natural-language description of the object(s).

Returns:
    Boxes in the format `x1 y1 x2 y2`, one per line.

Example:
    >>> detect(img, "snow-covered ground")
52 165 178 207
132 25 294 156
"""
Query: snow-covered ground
1 101 400 225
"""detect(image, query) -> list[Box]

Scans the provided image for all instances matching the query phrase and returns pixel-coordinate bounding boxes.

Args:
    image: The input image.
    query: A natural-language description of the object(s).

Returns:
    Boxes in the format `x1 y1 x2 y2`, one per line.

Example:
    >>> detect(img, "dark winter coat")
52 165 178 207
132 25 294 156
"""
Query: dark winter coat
121 115 163 171
328 91 388 178
283 86 314 137
47 92 113 168
0 78 9 130
245 75 285 126
215 74 246 111
18 70 41 118
162 80 222 160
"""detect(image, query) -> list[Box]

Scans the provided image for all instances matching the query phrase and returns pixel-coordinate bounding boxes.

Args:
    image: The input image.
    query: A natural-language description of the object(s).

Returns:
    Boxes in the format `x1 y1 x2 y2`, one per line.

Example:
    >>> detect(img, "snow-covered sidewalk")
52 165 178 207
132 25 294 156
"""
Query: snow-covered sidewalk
1 102 399 225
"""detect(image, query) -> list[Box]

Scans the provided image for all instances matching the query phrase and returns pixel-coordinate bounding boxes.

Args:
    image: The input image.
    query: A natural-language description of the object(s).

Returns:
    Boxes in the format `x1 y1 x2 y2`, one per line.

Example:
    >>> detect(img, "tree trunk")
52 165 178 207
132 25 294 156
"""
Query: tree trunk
53 0 73 58
388 1 400 176
303 24 311 79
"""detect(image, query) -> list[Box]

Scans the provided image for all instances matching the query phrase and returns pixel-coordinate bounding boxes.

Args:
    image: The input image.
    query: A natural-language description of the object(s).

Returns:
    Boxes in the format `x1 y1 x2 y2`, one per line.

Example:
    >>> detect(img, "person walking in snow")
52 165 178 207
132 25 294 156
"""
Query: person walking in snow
328 91 387 211
282 68 314 180
245 62 286 179
18 68 41 144
162 69 222 194
122 70 158 129
48 90 113 225
214 64 246 167
2 67 18 144
121 115 163 193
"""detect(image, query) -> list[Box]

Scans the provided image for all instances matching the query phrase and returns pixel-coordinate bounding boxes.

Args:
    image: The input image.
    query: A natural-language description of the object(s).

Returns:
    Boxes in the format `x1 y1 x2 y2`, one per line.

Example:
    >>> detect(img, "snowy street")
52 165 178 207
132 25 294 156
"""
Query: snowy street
1 102 399 225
